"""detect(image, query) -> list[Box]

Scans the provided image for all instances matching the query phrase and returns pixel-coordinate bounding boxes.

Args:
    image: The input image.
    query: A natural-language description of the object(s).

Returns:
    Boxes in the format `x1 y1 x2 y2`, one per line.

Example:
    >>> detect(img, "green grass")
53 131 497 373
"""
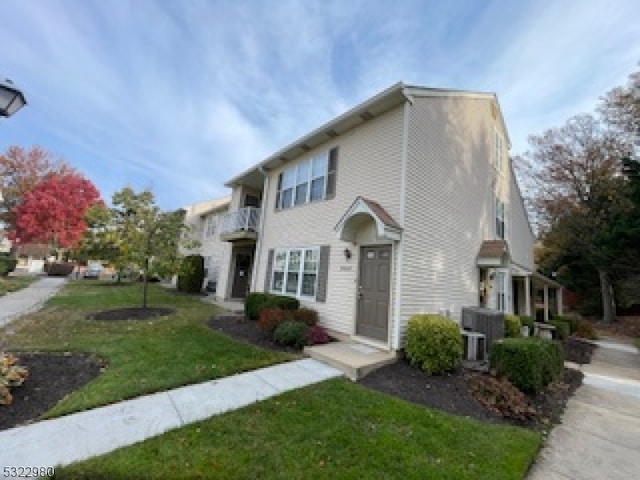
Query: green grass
0 275 38 295
2 281 290 417
53 379 541 480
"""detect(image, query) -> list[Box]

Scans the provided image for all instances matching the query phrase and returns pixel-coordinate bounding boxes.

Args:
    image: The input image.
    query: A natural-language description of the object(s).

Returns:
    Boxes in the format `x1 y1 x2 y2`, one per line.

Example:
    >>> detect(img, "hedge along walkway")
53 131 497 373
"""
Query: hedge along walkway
0 359 342 474
0 277 67 328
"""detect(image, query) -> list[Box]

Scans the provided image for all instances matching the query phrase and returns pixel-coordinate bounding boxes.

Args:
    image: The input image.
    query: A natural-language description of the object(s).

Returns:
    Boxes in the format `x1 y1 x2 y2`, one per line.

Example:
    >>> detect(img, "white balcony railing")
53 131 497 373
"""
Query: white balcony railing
220 207 261 237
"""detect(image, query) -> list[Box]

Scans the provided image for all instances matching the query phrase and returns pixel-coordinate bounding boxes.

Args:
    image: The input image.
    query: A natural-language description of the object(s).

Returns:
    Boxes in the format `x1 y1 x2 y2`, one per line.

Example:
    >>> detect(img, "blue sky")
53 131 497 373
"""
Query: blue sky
1 0 639 210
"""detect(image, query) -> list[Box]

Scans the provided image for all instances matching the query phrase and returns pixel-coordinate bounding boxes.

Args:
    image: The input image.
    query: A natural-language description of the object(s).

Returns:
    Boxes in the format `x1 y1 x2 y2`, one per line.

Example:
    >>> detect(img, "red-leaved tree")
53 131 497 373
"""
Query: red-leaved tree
9 173 102 254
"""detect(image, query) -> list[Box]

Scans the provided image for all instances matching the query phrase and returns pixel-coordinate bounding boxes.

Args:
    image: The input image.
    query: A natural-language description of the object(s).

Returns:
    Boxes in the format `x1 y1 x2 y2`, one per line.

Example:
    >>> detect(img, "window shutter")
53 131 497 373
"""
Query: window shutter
326 147 338 199
264 249 274 293
275 173 283 210
316 245 330 302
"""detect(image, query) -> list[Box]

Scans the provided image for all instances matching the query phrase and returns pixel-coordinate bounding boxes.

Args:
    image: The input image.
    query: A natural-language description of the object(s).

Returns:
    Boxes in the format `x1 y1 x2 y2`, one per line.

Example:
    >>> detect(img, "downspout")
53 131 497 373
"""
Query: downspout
251 167 269 292
393 93 412 350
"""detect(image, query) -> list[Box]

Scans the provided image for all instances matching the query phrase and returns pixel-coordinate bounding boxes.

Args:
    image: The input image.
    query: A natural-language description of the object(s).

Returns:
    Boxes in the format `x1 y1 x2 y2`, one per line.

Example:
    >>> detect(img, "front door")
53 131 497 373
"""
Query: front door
231 253 252 298
356 245 391 342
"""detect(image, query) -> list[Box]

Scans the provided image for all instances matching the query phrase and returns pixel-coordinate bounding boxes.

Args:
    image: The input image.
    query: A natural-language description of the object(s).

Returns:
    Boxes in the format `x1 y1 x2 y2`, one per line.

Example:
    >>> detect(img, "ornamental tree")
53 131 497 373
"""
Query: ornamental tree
9 173 102 257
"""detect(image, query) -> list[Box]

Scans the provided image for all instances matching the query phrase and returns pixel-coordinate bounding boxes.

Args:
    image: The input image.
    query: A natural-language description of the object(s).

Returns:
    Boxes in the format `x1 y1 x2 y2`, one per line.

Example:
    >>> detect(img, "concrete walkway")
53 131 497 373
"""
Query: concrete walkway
0 276 67 328
528 339 640 480
0 358 342 477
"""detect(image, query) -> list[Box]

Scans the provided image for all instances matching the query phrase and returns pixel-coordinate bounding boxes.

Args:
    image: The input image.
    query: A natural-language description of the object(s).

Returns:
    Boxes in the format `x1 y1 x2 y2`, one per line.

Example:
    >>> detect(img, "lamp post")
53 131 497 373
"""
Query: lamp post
0 78 27 118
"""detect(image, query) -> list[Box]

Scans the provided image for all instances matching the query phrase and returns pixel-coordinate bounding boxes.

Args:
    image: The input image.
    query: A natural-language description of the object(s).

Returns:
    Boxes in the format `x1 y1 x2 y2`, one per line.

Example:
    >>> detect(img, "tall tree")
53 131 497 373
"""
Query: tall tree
8 173 101 257
110 187 194 308
519 114 631 322
0 146 74 232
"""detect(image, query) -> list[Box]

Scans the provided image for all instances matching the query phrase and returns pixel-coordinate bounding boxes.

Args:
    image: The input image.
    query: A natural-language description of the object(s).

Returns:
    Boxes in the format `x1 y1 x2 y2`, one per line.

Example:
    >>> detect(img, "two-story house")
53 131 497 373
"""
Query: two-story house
213 83 562 351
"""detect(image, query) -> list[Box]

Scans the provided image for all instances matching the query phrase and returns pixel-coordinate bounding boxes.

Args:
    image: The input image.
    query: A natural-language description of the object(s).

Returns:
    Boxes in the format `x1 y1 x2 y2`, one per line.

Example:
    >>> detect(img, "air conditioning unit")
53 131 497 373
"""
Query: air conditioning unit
461 330 487 361
461 306 505 349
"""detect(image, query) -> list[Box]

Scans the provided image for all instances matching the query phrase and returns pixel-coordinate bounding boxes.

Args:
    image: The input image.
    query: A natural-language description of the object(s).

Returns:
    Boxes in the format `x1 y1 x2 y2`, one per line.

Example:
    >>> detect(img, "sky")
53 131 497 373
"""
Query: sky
1 0 639 210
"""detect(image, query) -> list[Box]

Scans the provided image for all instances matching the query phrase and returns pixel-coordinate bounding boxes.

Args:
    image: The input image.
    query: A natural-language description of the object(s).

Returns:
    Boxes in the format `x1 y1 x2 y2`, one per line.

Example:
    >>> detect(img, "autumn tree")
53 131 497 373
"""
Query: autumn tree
8 173 101 258
519 114 631 322
0 146 74 232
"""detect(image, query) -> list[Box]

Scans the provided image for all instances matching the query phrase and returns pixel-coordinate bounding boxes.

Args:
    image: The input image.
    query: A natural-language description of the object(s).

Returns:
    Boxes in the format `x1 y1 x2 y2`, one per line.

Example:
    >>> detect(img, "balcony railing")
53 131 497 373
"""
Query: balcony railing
219 207 261 241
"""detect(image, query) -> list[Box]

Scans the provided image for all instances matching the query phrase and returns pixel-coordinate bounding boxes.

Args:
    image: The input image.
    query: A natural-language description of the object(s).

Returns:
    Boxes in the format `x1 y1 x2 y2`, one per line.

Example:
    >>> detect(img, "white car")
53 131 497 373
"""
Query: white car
83 264 103 279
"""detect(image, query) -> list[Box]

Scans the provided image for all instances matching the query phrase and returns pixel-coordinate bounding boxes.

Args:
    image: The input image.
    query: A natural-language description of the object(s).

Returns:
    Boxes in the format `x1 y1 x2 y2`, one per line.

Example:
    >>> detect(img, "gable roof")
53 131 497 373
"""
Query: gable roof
335 196 402 242
476 240 510 267
226 83 510 189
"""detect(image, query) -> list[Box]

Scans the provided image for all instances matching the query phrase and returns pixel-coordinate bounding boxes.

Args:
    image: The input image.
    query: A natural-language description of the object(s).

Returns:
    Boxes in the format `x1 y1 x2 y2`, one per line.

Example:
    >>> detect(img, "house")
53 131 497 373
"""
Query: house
207 83 562 351
181 196 232 291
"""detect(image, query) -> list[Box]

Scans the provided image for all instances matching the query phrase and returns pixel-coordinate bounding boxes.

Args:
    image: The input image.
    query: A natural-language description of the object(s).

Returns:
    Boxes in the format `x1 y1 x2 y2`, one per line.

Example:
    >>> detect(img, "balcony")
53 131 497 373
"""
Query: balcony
219 207 261 242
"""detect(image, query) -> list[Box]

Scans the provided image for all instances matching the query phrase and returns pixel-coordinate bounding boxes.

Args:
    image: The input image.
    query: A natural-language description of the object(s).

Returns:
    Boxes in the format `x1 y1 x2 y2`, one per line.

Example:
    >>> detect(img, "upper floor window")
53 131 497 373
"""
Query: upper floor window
494 130 504 173
495 198 505 240
276 147 338 210
204 215 217 238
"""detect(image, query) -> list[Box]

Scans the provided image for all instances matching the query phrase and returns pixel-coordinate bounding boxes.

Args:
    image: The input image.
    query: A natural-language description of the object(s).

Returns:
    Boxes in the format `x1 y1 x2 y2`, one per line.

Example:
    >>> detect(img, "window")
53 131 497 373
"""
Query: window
276 147 338 210
494 130 503 172
496 271 507 312
204 215 217 238
271 247 319 298
495 198 505 240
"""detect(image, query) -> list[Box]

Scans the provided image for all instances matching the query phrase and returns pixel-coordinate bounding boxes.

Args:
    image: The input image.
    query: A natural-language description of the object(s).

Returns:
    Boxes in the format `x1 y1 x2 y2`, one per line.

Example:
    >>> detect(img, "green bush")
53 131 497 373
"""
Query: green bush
490 337 564 394
273 320 308 349
245 292 300 320
47 262 74 276
504 314 522 338
549 319 570 341
177 255 205 293
557 315 579 334
519 316 535 333
257 308 292 335
405 314 463 375
0 257 17 276
292 307 318 326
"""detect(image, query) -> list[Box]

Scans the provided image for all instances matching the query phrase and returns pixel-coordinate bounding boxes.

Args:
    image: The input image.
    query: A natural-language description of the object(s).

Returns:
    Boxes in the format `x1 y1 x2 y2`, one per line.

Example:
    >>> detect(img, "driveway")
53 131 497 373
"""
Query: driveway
528 339 640 480
0 277 67 328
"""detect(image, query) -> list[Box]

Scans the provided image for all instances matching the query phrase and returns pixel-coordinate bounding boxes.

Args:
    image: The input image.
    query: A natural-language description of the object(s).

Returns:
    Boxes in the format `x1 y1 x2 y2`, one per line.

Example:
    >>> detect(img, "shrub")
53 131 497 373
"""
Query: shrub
519 316 535 335
556 314 579 334
177 255 205 293
47 262 74 276
307 325 330 345
504 315 522 338
549 319 570 341
257 308 292 335
405 314 463 375
490 337 564 394
468 374 537 421
0 256 17 276
245 293 300 320
273 321 308 349
575 319 597 340
0 353 29 406
293 307 318 326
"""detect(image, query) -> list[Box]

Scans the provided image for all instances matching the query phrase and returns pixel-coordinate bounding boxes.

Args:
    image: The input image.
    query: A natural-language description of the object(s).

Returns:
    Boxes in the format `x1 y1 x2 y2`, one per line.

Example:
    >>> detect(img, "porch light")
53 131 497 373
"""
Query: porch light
0 78 27 118
344 248 352 260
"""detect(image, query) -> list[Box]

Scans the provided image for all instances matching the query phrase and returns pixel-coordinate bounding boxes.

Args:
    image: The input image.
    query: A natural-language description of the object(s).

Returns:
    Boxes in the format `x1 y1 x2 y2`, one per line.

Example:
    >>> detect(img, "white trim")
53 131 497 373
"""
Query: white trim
251 169 269 292
335 199 402 242
269 246 320 300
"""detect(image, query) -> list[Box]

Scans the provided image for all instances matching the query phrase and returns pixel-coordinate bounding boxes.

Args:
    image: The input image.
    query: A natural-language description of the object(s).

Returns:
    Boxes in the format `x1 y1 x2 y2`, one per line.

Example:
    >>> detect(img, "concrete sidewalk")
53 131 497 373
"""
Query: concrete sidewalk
0 276 67 328
528 340 640 480
0 358 342 476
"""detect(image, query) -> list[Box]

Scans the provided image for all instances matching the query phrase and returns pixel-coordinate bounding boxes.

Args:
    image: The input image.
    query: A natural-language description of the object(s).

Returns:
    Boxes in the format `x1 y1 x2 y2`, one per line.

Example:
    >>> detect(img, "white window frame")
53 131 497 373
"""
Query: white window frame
495 270 508 312
495 197 506 240
494 130 504 173
270 247 320 299
277 151 329 210
204 215 217 239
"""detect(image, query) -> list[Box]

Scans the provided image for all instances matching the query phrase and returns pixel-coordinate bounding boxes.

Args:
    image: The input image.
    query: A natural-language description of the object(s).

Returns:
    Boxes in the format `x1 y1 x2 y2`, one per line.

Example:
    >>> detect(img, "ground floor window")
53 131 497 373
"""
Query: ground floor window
271 247 319 298
496 270 507 312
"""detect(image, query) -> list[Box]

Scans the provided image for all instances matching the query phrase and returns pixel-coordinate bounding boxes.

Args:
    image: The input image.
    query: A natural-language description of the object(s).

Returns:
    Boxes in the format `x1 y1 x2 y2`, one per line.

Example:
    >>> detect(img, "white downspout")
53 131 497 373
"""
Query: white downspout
251 168 269 292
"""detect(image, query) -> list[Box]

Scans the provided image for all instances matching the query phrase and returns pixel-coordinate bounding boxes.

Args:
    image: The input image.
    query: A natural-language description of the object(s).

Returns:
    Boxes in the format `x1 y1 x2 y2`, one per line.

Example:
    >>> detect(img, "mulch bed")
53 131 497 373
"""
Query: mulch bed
87 307 175 321
593 315 640 338
0 352 104 430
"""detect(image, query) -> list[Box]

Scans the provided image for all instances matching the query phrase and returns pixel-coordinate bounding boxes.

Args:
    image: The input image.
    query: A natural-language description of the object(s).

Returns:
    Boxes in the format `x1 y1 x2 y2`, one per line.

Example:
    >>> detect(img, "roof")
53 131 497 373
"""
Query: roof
335 196 402 242
226 82 509 189
183 196 231 217
359 197 402 231
476 240 510 267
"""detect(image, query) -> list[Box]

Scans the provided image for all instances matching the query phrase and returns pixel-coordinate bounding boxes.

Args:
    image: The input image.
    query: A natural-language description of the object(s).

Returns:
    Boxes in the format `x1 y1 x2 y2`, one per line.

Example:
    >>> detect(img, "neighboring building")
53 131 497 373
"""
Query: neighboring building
208 83 562 350
181 196 231 292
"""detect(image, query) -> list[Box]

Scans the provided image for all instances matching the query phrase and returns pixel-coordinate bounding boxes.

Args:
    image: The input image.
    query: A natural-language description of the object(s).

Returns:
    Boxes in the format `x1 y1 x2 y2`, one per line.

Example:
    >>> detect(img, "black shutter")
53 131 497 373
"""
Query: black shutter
326 147 338 199
316 245 330 302
264 249 274 293
275 173 283 210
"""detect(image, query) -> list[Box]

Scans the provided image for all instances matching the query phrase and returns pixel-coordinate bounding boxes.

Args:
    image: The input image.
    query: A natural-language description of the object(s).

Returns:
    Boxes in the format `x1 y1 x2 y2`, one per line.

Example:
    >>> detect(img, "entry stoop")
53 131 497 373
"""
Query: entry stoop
304 341 397 381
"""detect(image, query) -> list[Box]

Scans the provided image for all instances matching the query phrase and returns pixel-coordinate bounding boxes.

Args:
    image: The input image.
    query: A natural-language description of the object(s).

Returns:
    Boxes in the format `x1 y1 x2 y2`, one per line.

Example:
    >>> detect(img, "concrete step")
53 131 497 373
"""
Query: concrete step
304 341 397 381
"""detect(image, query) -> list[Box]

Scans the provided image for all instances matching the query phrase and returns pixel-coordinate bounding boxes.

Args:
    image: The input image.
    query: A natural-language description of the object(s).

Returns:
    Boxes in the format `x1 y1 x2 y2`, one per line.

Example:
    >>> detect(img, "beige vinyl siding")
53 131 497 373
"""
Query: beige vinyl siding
508 165 535 269
254 105 405 340
399 96 500 344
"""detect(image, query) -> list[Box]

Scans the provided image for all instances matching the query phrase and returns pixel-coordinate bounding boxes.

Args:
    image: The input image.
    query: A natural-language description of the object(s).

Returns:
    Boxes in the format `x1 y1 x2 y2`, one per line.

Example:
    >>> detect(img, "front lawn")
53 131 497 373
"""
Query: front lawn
0 275 38 295
2 281 290 418
54 378 541 479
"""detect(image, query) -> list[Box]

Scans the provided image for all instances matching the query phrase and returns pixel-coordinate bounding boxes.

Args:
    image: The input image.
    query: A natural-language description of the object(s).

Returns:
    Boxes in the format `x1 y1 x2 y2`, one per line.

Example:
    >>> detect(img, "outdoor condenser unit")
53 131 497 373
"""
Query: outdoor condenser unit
461 306 505 349
461 330 487 361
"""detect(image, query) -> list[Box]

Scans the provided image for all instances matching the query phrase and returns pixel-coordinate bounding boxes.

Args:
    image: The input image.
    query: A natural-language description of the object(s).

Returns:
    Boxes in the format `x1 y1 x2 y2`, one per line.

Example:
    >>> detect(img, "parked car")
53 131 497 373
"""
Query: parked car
83 264 103 279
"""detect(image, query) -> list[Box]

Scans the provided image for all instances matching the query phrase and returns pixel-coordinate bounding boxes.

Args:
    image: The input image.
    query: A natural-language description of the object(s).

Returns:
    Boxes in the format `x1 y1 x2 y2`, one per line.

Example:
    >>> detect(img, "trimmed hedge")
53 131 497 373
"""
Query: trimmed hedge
273 320 308 349
292 307 318 326
47 262 74 276
490 337 564 394
504 314 522 338
257 308 292 335
520 316 535 333
0 257 17 276
556 315 578 334
405 314 463 375
549 319 570 341
245 292 299 320
177 255 205 293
